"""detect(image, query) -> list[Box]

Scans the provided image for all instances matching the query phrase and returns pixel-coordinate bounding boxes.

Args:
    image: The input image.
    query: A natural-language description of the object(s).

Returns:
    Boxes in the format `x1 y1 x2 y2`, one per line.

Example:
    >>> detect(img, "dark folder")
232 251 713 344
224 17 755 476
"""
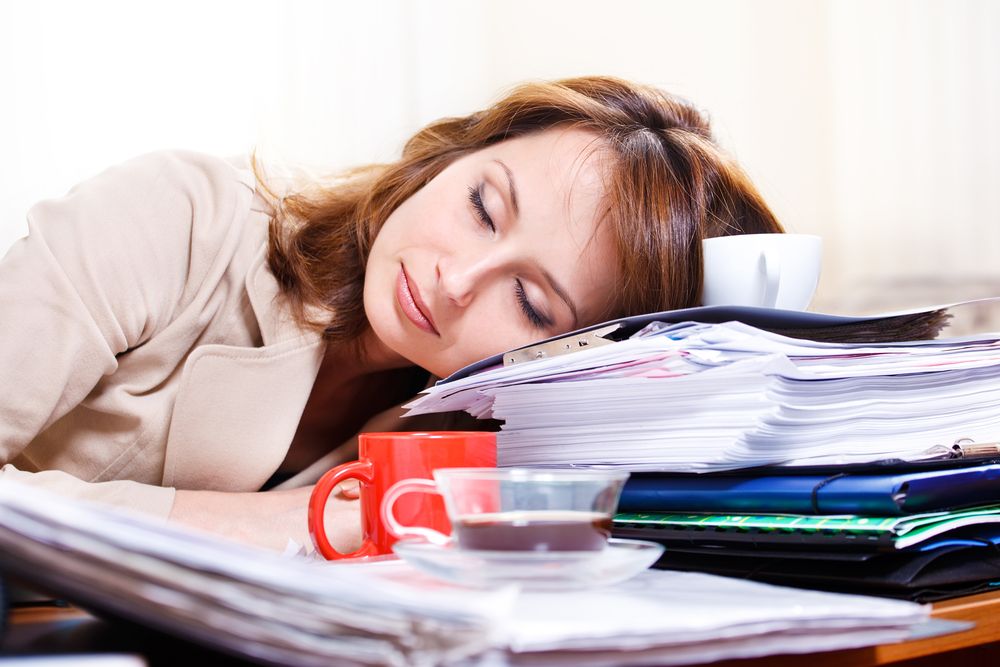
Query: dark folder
650 541 1000 603
618 463 1000 516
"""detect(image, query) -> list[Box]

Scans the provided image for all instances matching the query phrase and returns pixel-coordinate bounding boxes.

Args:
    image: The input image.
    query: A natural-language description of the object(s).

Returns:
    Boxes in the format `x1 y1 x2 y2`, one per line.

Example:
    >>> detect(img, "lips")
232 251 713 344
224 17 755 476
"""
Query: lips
396 266 439 336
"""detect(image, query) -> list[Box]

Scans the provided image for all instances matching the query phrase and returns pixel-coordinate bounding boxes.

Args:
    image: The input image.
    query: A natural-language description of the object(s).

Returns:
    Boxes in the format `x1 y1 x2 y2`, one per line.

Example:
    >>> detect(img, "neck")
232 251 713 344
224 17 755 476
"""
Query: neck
320 329 413 381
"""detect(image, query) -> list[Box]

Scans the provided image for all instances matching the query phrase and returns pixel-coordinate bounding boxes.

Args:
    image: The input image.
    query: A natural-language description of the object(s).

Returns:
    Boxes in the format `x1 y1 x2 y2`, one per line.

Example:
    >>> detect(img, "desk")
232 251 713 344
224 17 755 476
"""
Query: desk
5 589 1000 666
717 588 1000 666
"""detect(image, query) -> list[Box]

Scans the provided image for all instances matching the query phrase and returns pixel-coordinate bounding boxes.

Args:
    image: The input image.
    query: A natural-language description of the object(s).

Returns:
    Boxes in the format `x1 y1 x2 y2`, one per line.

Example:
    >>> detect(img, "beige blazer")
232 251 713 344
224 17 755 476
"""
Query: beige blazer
0 151 338 518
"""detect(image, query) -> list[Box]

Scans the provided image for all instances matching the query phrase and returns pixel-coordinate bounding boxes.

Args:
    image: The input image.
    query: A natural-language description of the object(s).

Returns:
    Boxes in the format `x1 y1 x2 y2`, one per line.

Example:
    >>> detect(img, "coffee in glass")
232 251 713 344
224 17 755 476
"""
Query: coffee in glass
382 468 629 552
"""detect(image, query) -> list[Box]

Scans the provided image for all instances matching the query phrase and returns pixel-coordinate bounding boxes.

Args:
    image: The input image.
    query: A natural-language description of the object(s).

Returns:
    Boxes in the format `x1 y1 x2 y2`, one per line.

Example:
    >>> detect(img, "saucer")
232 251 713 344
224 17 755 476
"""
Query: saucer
391 538 664 590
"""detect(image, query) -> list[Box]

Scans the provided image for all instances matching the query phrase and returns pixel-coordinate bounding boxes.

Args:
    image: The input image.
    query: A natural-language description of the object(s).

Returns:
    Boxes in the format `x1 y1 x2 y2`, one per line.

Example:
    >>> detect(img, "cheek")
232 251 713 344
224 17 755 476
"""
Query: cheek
426 317 541 378
453 301 540 359
411 179 456 223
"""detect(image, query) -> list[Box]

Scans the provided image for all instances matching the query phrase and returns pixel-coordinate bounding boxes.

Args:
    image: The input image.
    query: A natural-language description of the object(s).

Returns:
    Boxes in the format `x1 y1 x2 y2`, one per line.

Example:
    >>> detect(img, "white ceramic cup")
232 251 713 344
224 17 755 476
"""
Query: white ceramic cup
701 234 822 310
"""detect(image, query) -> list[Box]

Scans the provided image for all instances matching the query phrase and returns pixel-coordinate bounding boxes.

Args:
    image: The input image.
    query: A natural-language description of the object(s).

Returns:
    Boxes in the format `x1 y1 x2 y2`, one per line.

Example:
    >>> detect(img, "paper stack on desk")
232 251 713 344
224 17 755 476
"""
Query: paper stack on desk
0 483 936 666
406 319 1000 471
406 305 1000 602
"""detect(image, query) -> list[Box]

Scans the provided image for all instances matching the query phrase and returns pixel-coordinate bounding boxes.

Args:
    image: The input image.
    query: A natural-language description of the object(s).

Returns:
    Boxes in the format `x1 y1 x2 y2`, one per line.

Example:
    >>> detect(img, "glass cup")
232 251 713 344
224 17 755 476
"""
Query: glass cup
381 468 630 552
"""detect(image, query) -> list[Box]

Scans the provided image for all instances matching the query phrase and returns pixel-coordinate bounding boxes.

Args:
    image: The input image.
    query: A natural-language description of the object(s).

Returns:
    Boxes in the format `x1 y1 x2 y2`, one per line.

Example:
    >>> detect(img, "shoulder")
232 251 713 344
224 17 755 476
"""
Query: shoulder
73 149 257 208
21 150 269 340
29 149 264 257
33 149 259 228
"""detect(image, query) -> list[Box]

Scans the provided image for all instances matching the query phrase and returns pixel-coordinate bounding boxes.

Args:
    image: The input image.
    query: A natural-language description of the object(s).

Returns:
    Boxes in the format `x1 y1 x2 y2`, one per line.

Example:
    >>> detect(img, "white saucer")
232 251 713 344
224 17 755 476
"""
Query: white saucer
392 538 664 590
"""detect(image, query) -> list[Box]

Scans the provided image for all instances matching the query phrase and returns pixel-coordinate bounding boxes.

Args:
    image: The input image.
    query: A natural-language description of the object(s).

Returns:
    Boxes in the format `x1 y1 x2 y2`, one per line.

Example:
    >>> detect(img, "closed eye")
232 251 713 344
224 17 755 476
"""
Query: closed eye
469 183 550 330
467 184 495 232
516 279 551 330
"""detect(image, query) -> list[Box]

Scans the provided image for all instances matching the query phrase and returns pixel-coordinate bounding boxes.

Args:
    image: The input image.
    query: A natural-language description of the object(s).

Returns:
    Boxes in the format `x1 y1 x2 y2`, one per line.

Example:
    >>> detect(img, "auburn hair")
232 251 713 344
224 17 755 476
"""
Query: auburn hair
257 76 783 345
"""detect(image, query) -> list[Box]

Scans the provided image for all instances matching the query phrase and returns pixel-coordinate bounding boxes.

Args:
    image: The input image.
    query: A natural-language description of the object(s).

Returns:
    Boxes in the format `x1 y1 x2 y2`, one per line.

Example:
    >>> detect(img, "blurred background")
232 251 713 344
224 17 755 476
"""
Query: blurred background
2 0 998 321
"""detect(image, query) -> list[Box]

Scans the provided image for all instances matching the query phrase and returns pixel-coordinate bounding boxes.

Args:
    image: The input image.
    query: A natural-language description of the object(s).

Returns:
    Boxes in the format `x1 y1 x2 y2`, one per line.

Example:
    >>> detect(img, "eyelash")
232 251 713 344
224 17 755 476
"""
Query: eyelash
467 185 496 232
516 279 546 329
468 183 547 330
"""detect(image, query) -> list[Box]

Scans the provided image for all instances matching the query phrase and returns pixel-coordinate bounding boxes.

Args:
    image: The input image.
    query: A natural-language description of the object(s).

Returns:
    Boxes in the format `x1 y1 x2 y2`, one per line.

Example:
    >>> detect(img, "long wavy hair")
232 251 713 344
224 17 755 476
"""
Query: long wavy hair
257 76 783 347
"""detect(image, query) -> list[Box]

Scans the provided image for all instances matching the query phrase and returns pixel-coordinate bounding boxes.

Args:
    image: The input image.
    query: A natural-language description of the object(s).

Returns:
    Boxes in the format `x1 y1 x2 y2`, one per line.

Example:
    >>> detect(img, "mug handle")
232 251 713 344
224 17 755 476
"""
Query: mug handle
760 249 781 308
380 478 451 546
309 460 378 560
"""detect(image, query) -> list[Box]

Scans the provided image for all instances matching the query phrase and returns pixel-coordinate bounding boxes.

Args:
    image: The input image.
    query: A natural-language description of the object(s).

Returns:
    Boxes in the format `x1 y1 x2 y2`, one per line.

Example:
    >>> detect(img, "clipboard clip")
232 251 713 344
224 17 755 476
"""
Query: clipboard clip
917 437 1000 461
503 323 622 366
949 437 1000 459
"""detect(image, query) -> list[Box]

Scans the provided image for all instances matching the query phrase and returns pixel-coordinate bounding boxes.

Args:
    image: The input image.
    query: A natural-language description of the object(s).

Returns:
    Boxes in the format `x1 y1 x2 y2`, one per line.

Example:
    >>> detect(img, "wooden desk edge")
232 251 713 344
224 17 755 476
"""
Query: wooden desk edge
870 588 1000 663
709 589 1000 666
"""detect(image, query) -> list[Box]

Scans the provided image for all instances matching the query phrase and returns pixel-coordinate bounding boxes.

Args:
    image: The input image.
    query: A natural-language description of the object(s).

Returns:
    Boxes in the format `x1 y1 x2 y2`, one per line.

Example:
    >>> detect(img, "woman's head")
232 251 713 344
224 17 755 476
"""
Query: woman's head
363 126 616 376
265 76 783 377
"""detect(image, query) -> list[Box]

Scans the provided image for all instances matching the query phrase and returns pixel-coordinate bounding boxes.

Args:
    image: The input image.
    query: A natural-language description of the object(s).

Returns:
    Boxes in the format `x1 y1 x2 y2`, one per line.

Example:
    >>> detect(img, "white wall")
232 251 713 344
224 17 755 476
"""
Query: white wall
2 0 998 316
825 0 1000 313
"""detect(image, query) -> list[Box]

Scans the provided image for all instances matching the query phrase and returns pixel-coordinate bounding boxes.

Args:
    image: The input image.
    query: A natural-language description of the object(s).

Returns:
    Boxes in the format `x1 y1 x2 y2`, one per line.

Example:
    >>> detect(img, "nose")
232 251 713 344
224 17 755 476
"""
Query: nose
437 255 498 308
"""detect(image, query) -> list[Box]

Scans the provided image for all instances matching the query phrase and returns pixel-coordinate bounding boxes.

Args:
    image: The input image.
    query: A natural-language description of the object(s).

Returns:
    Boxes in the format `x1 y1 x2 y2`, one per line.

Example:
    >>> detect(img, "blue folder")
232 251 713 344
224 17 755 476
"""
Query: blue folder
618 464 1000 516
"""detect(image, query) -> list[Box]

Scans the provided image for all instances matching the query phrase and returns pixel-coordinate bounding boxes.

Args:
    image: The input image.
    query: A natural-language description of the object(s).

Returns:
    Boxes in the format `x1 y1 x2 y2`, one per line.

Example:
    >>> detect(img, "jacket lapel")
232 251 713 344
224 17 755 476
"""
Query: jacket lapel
162 247 326 491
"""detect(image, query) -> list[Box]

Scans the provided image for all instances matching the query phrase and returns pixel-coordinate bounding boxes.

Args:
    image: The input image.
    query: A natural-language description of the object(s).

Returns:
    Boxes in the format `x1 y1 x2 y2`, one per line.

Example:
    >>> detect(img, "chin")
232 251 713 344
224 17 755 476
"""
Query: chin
409 352 463 380
411 356 452 379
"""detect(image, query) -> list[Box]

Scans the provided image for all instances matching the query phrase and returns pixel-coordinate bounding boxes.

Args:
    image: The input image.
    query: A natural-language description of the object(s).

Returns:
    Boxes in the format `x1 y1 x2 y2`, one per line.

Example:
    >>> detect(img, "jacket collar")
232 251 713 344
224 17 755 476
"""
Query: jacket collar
244 238 329 349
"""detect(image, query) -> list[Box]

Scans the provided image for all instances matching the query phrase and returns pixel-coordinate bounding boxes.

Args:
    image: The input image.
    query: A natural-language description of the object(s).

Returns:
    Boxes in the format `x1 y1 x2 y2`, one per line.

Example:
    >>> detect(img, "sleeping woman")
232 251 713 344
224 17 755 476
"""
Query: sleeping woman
0 76 783 551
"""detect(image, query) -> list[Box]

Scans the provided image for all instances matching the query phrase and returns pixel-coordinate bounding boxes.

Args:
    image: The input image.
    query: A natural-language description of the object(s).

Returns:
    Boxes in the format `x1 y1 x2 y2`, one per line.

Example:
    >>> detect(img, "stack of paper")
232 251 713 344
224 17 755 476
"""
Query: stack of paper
456 567 934 666
0 484 501 666
406 321 1000 471
403 302 1000 603
0 484 937 666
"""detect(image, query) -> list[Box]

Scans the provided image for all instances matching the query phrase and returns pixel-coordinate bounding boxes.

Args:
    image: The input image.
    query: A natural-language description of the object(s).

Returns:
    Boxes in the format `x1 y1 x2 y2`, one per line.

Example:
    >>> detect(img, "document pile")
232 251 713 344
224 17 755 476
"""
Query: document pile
406 302 1000 601
407 317 1000 471
0 484 938 666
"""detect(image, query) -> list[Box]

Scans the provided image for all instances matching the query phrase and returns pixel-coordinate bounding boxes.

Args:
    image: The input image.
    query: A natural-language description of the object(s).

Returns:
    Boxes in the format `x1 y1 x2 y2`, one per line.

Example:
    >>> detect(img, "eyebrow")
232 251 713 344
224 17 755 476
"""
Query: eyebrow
494 159 519 218
495 159 579 329
542 268 579 329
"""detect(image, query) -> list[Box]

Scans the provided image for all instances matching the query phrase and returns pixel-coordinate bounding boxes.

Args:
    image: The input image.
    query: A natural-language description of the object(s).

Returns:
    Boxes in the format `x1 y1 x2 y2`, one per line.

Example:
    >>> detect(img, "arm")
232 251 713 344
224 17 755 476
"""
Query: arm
170 484 361 553
0 152 255 521
0 152 215 514
1 153 359 549
0 153 206 456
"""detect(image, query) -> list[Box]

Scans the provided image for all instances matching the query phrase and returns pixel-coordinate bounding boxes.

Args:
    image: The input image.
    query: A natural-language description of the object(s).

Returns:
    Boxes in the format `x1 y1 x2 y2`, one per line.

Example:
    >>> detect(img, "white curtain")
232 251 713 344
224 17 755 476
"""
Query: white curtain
2 0 998 317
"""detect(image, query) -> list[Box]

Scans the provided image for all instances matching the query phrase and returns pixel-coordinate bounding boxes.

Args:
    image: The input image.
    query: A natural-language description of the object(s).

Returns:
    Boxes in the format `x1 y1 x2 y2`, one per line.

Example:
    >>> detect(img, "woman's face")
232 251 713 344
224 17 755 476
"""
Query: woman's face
363 127 618 377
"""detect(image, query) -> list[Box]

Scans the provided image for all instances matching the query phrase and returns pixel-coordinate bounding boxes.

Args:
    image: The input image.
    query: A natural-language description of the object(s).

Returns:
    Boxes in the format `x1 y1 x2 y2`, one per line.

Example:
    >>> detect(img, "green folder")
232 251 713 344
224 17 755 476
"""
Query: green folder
614 504 1000 550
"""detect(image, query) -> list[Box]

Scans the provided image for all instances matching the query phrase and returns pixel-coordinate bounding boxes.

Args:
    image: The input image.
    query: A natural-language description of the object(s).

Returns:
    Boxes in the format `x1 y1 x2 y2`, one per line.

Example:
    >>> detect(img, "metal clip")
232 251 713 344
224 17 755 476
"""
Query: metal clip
503 323 622 366
950 437 1000 459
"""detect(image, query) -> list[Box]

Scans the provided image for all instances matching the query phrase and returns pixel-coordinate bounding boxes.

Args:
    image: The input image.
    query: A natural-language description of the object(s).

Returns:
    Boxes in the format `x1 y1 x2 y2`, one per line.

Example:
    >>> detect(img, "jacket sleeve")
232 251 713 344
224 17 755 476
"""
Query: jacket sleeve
0 151 250 518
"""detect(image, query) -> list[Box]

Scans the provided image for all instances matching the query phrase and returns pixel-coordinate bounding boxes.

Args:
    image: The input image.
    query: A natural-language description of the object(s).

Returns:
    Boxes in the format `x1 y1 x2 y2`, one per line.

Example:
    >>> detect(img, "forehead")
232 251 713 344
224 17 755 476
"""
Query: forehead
488 127 608 214
482 127 618 324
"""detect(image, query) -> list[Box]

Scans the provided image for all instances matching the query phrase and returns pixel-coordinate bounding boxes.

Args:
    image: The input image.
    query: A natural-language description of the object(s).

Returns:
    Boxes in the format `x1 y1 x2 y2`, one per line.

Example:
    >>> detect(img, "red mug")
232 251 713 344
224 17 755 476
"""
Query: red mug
308 431 496 560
